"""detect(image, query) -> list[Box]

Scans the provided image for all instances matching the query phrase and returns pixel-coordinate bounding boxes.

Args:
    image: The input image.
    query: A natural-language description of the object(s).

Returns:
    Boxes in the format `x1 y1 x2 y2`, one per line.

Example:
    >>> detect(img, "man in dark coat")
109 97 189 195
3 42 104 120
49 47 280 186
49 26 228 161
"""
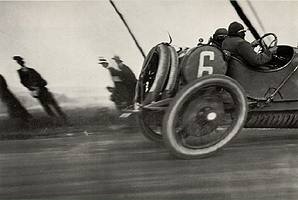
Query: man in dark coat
222 21 276 68
99 57 131 110
13 56 67 120
112 55 137 106
209 28 228 48
0 74 33 123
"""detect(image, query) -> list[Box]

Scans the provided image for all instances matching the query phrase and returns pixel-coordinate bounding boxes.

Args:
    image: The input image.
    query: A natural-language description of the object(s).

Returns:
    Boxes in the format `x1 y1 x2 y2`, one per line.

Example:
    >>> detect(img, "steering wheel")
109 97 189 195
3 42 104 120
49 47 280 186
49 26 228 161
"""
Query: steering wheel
258 33 278 51
258 33 288 68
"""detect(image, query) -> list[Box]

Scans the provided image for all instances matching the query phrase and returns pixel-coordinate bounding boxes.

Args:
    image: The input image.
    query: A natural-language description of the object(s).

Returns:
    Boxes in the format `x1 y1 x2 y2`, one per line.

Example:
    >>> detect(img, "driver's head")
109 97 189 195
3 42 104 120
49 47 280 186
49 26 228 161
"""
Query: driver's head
228 21 246 39
213 28 228 46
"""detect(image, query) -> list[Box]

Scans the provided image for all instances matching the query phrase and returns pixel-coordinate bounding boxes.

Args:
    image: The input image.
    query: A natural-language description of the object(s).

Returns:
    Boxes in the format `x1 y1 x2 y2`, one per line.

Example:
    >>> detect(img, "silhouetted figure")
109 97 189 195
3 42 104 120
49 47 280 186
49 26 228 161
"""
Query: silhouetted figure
13 56 67 120
98 56 132 110
208 28 228 48
112 55 137 106
0 74 33 123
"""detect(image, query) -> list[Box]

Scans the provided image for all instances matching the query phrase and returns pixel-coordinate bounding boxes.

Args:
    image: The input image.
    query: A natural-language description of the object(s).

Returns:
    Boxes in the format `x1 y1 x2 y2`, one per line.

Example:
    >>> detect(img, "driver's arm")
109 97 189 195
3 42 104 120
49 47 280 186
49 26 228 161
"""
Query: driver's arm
238 40 272 67
251 39 277 55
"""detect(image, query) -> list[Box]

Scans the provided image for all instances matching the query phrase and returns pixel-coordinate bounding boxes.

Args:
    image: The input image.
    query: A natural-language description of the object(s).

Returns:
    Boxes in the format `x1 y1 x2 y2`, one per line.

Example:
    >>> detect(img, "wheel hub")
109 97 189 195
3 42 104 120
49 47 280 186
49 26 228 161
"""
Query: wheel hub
207 112 217 121
182 96 224 137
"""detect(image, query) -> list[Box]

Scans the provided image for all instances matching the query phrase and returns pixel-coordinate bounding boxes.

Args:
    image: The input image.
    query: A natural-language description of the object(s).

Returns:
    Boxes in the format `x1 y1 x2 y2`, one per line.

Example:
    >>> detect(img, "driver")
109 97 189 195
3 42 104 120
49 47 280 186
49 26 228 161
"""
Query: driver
222 21 277 68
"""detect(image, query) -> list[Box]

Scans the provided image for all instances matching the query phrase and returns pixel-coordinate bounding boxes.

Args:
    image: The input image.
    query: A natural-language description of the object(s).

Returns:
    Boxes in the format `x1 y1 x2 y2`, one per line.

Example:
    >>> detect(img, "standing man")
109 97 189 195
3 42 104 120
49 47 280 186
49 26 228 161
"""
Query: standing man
98 57 130 110
222 21 276 68
13 56 67 120
112 55 137 107
0 74 33 124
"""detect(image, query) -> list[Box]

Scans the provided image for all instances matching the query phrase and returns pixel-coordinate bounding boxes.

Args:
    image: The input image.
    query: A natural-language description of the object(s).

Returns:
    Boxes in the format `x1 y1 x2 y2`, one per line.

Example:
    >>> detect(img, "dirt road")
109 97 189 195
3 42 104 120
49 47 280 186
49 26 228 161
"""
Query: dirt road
0 126 298 199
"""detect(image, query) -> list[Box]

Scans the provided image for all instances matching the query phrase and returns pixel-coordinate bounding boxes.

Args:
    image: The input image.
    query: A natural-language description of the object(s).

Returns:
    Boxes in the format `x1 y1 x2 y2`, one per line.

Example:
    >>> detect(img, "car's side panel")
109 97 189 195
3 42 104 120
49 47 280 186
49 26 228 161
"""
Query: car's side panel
180 45 228 83
227 47 298 101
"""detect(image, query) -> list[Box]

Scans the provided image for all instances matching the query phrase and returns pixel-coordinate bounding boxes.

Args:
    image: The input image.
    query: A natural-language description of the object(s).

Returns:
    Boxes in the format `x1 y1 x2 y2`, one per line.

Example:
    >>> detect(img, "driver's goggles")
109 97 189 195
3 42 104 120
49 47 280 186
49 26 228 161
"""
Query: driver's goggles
237 29 247 33
216 35 227 40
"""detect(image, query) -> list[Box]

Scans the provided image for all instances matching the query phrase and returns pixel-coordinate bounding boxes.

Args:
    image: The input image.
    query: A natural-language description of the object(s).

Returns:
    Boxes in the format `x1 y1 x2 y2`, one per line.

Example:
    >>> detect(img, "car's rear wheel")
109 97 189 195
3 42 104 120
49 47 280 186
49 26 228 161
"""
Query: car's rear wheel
162 75 247 159
137 109 164 143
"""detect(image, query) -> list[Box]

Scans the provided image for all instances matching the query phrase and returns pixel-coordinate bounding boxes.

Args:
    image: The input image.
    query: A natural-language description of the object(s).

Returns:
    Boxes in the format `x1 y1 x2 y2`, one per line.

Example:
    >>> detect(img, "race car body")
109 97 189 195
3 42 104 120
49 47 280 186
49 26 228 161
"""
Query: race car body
134 33 298 159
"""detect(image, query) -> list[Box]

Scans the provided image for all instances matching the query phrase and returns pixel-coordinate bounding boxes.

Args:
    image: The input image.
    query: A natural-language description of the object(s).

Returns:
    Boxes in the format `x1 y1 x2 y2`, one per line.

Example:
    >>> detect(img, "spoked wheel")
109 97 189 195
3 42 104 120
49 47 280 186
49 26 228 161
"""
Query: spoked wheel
162 75 247 159
137 109 164 143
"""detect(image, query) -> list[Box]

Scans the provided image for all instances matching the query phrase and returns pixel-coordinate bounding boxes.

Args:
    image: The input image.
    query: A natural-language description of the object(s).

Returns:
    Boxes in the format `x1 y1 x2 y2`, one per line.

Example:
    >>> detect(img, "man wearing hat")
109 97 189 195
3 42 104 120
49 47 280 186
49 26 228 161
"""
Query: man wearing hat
98 56 131 110
209 28 228 48
13 56 67 120
112 55 137 106
222 21 276 68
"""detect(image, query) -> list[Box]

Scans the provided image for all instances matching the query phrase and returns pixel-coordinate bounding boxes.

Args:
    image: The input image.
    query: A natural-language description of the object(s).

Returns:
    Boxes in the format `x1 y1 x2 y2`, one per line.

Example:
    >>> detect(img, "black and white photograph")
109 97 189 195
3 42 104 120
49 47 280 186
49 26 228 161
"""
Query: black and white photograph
0 0 298 199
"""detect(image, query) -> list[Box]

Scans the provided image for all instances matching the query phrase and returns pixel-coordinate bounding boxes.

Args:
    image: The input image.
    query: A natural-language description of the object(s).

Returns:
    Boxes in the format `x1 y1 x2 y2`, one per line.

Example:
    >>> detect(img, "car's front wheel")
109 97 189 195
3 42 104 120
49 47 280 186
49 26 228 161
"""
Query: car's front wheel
162 75 248 159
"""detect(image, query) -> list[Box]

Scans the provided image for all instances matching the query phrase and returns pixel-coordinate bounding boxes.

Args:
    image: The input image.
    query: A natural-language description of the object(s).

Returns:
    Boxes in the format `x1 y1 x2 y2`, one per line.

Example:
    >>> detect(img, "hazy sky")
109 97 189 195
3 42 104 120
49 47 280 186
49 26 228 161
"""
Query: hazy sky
1 0 298 92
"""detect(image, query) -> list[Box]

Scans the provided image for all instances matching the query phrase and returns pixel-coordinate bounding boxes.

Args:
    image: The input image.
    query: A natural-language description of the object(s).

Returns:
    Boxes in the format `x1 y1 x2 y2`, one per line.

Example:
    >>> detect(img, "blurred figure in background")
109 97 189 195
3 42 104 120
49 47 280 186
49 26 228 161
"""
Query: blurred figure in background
13 56 67 121
98 56 133 110
0 74 33 125
112 55 137 107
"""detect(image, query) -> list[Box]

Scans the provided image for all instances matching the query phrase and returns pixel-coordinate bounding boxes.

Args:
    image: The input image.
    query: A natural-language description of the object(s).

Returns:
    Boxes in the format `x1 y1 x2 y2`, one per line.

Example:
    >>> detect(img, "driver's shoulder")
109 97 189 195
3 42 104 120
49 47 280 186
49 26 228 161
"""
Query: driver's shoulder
225 37 248 48
237 38 251 46
237 39 255 53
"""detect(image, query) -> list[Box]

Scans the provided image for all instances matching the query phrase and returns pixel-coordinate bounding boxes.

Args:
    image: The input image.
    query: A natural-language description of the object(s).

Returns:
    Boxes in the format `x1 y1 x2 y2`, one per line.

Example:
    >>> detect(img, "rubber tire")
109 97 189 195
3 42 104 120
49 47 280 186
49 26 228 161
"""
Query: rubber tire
140 43 171 105
164 45 179 98
162 74 248 159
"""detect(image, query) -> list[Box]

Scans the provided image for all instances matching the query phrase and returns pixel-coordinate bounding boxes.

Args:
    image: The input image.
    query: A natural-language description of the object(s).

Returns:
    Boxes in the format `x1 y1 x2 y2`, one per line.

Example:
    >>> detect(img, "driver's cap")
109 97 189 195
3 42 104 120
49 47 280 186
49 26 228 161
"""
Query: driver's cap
213 28 228 39
228 21 245 35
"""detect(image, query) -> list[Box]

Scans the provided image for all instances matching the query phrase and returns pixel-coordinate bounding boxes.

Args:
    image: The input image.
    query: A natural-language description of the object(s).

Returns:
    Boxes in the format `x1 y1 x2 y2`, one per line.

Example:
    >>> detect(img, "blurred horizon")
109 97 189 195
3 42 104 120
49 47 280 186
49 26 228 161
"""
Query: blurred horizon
0 85 115 115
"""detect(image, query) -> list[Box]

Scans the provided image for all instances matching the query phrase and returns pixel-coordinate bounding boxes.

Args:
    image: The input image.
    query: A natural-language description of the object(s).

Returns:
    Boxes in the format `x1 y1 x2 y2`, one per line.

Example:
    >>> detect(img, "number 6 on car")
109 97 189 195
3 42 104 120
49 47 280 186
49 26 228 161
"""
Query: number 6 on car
197 51 214 77
181 45 228 83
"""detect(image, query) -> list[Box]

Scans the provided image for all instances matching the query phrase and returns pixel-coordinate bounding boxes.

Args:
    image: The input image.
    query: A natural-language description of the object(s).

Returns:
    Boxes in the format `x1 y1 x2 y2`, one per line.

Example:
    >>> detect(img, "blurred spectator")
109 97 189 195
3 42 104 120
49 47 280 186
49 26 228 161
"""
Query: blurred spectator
13 56 67 121
0 74 33 124
112 55 137 106
98 56 132 110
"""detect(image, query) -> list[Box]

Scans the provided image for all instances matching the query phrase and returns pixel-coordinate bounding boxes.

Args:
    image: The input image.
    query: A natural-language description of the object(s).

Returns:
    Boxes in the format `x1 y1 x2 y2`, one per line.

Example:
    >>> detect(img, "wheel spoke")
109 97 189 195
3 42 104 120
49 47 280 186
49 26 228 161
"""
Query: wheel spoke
138 110 164 143
167 80 246 152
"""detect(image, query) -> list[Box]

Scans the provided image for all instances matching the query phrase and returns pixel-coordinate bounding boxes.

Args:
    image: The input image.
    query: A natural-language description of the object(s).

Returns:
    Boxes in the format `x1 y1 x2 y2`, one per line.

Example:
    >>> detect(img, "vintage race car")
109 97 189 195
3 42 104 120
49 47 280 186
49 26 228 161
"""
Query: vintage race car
133 32 298 159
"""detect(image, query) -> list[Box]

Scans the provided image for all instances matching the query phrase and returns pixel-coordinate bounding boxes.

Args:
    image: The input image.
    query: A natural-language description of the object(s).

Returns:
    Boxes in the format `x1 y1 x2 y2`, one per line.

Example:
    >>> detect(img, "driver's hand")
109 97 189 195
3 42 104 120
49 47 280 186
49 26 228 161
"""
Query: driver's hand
251 39 260 47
